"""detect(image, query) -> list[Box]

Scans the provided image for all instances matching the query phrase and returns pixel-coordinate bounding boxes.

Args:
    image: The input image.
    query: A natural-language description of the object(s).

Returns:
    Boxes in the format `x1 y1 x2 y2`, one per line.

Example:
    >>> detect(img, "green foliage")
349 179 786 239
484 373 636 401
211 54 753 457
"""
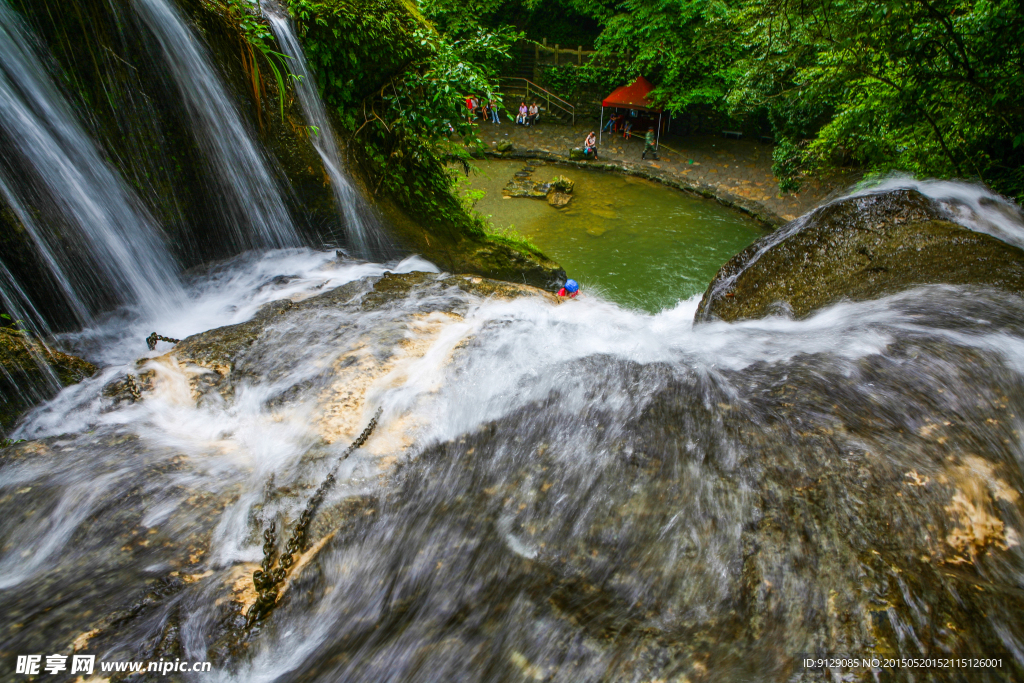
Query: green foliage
284 0 520 233
771 138 803 193
212 0 295 121
0 313 26 331
539 62 622 99
730 0 1024 198
484 224 542 255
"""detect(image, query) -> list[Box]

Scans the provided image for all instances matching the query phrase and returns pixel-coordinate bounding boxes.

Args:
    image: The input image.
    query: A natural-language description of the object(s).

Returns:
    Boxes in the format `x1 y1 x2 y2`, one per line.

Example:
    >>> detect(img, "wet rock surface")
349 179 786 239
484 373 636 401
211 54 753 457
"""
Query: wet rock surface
0 327 96 433
2 269 1023 682
697 189 1024 322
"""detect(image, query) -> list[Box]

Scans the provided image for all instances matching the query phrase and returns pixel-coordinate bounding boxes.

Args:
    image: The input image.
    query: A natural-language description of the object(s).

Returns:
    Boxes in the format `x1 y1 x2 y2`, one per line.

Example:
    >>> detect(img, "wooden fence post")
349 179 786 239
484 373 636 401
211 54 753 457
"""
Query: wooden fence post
554 44 559 66
577 46 582 65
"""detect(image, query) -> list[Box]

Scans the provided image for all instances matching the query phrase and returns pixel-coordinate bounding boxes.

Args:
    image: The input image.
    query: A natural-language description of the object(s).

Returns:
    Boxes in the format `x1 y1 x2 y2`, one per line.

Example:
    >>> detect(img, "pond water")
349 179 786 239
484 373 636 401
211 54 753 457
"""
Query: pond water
465 159 766 312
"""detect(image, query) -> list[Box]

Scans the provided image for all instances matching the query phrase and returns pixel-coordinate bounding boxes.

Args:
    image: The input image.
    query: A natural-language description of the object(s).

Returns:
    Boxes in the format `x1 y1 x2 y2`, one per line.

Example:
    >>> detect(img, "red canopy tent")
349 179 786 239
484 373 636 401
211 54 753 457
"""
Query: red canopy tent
599 76 662 149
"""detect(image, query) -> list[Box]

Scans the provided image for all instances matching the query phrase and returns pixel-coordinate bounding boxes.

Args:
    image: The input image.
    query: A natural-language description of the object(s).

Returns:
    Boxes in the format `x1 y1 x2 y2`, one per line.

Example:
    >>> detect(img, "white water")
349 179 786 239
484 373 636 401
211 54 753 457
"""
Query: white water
702 173 1024 312
854 174 1024 249
266 9 392 258
2 182 1023 677
133 0 301 252
0 0 184 322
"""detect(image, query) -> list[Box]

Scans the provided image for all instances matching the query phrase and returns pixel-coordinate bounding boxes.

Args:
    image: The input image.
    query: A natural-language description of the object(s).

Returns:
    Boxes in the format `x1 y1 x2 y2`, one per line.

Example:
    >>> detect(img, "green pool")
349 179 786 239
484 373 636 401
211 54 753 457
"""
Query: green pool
465 159 768 313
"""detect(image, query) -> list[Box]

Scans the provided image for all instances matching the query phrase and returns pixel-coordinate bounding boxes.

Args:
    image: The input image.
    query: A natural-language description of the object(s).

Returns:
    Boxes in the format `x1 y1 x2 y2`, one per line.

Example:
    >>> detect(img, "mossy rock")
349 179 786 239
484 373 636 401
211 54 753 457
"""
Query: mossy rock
696 189 1024 322
502 179 549 199
496 141 514 153
0 327 96 433
548 192 572 208
569 148 589 161
550 175 574 193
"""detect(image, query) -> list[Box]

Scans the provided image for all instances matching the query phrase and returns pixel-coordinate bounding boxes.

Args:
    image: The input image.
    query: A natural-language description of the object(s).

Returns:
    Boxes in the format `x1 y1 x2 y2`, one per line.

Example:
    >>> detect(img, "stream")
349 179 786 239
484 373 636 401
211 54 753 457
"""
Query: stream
0 0 1022 679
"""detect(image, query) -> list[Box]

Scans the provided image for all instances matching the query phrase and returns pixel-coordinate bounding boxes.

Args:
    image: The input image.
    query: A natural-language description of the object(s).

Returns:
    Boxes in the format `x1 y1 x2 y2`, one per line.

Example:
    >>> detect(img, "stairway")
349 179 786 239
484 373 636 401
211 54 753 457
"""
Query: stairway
516 41 535 81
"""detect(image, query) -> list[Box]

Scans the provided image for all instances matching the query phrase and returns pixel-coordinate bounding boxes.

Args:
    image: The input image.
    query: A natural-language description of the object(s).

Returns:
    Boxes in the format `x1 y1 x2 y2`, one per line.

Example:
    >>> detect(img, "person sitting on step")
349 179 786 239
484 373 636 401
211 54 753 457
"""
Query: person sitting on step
516 102 528 125
584 131 598 159
527 102 540 126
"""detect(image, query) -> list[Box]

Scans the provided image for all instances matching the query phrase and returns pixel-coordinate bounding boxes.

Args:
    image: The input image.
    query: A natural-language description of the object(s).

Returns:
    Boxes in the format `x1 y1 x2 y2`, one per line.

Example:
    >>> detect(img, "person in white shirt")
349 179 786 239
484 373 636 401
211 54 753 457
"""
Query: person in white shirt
527 102 539 126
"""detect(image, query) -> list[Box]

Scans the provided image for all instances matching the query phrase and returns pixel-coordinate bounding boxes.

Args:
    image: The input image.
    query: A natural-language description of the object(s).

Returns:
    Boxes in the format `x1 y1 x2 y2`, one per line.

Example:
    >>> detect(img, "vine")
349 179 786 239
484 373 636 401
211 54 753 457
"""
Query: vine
208 0 295 126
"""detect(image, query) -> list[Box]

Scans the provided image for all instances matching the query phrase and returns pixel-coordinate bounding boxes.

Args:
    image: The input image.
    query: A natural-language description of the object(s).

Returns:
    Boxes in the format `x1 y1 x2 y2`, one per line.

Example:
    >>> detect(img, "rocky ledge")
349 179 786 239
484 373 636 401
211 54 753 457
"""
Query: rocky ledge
696 189 1024 322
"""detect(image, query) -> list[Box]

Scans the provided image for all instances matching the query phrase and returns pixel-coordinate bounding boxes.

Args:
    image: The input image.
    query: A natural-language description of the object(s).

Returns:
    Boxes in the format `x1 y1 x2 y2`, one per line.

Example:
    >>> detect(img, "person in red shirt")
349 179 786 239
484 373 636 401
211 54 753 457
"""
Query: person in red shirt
557 279 580 298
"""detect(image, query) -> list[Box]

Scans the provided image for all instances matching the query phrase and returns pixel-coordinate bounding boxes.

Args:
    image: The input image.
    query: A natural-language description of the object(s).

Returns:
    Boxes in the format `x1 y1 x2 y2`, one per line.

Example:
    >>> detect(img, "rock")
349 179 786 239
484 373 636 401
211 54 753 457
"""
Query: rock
0 327 96 433
496 141 514 153
549 175 574 193
696 189 1024 322
502 179 549 199
569 147 592 161
548 191 572 208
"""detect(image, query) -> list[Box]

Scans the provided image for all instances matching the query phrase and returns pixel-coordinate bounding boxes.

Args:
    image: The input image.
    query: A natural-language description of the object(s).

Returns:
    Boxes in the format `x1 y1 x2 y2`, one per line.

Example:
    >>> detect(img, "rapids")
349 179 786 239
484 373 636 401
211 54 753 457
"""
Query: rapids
2 179 1024 681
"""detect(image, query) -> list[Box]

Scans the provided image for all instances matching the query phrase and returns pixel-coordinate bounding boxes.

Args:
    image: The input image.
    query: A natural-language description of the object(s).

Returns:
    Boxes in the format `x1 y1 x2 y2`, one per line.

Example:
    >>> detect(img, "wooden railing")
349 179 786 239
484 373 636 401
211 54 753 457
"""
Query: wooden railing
499 78 575 126
533 38 596 66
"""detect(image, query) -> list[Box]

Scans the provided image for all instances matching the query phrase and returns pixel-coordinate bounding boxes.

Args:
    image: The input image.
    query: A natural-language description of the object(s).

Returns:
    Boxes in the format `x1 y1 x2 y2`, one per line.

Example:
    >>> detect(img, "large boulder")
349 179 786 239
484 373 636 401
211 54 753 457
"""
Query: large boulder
696 189 1024 322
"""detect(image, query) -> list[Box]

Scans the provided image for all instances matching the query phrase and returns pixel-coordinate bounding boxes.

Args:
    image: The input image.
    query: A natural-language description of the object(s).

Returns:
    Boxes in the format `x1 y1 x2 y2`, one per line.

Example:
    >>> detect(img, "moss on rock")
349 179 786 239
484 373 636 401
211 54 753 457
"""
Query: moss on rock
0 328 96 433
697 189 1024 322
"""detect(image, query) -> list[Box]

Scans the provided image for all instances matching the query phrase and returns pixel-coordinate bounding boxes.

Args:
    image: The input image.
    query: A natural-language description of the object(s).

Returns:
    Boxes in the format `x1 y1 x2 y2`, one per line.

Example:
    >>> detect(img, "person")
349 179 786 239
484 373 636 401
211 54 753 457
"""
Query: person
557 279 580 298
622 118 633 139
489 99 500 124
527 102 540 126
465 96 474 123
517 102 528 125
584 131 597 159
602 112 617 133
642 126 659 160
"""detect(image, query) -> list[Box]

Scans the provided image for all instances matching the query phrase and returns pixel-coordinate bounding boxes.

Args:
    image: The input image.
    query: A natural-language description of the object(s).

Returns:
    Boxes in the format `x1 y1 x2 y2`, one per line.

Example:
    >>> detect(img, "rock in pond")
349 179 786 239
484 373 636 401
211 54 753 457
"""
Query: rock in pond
549 175 574 193
696 189 1024 322
548 191 572 208
496 140 514 154
502 179 550 199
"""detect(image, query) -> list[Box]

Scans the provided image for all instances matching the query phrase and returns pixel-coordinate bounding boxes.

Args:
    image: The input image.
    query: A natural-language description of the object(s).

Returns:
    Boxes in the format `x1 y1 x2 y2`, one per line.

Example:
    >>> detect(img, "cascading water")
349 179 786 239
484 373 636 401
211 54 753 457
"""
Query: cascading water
133 0 300 252
266 8 392 259
0 0 183 323
0 258 62 418
1 181 1023 681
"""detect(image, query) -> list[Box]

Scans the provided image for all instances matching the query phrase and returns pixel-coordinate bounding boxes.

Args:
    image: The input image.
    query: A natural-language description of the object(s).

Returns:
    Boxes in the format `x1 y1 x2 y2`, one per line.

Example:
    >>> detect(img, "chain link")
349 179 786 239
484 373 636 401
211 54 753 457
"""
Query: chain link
246 407 383 628
125 374 142 402
146 332 181 351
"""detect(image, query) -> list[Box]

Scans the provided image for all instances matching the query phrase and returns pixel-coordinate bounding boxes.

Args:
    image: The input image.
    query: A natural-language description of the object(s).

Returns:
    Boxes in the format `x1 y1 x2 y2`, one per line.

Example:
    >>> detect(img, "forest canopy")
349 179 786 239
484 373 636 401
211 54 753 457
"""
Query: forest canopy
419 0 1024 199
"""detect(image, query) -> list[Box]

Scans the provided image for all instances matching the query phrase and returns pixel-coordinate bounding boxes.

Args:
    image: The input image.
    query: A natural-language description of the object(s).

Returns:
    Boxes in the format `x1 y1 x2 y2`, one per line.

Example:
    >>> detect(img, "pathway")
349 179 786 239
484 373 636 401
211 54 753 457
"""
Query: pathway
473 120 859 226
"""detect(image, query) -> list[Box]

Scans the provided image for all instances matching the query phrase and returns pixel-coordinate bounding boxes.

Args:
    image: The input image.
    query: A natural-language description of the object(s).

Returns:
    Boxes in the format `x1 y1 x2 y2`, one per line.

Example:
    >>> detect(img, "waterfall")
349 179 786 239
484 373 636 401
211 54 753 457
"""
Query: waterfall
133 0 301 252
0 0 183 323
0 258 62 426
266 8 392 258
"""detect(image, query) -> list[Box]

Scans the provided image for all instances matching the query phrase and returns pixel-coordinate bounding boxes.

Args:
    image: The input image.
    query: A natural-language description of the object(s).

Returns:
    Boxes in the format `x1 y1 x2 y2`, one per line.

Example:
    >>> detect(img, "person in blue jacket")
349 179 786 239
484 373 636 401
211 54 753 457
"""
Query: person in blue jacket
557 279 580 298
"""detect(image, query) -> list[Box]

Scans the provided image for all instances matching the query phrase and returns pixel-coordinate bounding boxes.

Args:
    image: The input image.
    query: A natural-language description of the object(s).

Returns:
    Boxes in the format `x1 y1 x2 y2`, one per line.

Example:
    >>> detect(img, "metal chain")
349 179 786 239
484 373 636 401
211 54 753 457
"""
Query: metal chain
125 374 142 402
246 407 383 628
146 332 181 351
